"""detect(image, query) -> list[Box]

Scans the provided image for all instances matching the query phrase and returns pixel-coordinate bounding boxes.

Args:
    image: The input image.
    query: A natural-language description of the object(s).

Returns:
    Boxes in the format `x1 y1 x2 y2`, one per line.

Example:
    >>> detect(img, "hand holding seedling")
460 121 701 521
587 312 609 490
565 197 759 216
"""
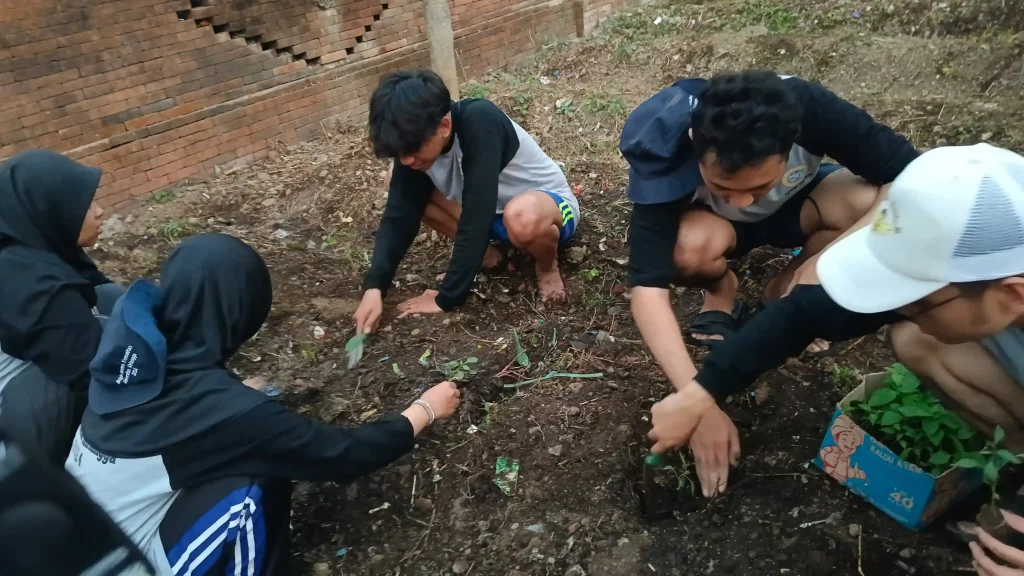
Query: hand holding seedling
397 289 443 318
353 289 384 334
970 509 1024 576
689 403 741 497
648 382 717 454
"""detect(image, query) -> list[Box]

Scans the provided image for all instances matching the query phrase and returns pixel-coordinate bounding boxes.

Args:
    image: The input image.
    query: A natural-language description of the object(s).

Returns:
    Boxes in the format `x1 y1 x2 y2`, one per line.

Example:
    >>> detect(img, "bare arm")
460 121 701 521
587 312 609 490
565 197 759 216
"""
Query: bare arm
631 287 698 391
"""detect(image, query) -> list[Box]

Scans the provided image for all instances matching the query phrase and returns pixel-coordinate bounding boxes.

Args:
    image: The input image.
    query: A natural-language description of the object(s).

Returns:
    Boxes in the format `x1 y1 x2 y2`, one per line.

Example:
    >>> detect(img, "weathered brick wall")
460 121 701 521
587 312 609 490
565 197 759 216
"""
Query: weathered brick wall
1 0 639 207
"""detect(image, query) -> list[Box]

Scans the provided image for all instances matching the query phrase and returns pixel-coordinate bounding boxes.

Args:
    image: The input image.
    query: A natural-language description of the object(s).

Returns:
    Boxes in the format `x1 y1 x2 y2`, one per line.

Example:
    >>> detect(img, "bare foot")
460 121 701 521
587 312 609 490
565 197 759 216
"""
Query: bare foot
805 338 830 354
243 376 269 391
482 245 504 269
536 264 566 303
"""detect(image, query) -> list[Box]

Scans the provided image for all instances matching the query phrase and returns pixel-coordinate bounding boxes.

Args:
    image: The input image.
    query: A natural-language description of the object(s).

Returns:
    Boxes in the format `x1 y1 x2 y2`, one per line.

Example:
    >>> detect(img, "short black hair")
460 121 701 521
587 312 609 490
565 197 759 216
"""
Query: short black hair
368 70 452 158
691 71 802 174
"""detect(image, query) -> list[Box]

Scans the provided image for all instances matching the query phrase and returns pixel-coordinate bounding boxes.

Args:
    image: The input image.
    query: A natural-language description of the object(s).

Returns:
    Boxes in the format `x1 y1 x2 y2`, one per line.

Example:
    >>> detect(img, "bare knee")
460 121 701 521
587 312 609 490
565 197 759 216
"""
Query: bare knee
891 322 942 379
811 170 880 232
673 233 719 280
503 194 551 246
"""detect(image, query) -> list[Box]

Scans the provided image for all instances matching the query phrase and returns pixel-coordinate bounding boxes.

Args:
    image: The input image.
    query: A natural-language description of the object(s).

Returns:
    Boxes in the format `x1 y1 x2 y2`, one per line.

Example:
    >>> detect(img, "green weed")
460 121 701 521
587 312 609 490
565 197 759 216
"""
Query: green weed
150 187 179 204
160 220 189 240
578 267 601 281
585 95 627 117
510 91 532 117
735 0 799 33
463 83 491 99
555 98 577 118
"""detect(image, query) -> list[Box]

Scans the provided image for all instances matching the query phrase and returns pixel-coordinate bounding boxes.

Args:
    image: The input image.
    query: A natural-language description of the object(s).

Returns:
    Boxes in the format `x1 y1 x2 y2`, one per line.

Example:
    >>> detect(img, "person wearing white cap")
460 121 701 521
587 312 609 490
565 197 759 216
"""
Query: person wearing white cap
645 144 1024 512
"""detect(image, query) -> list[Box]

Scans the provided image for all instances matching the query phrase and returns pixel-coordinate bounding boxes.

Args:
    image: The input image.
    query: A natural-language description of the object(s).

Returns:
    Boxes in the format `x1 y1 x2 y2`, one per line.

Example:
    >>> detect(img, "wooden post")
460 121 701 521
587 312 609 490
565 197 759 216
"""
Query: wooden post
424 0 459 99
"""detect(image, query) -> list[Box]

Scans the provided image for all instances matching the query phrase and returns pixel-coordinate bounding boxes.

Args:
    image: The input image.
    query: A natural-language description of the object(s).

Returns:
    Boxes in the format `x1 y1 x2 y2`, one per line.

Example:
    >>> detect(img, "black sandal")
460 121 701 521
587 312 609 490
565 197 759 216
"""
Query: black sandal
685 300 743 351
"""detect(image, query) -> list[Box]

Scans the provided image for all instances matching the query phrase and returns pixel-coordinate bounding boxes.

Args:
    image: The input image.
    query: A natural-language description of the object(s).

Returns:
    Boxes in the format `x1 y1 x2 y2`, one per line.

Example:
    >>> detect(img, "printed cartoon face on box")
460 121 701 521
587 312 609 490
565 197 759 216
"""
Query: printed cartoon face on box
816 410 937 528
819 414 868 485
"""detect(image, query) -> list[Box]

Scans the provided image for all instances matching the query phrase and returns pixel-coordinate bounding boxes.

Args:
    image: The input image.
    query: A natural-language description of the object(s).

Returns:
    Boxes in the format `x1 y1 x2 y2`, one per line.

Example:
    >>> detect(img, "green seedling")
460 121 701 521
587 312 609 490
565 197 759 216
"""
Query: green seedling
849 364 984 475
828 364 861 388
512 331 530 368
578 267 600 281
392 363 404 378
442 356 479 382
954 426 1024 507
418 348 432 367
482 402 497 427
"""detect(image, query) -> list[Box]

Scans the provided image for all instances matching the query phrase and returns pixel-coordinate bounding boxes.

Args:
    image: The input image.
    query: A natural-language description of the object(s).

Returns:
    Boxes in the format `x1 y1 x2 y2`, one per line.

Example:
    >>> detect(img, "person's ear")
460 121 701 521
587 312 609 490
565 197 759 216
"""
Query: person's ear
995 277 1024 315
440 113 452 138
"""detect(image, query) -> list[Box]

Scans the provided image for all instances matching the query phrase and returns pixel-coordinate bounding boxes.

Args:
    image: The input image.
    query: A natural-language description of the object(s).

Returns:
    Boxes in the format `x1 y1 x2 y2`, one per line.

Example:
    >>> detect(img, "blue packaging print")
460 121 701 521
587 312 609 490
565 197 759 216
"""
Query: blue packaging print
814 374 982 529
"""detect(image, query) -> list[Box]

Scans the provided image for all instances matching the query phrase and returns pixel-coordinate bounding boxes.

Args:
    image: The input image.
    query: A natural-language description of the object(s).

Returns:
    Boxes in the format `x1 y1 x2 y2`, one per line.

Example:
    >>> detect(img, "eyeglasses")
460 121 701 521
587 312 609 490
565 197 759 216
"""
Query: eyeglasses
898 291 963 320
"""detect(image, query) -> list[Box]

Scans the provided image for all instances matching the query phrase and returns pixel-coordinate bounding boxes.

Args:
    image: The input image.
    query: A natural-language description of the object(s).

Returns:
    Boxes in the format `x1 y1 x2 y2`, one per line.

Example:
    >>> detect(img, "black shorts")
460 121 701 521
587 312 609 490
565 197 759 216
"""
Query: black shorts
729 163 843 258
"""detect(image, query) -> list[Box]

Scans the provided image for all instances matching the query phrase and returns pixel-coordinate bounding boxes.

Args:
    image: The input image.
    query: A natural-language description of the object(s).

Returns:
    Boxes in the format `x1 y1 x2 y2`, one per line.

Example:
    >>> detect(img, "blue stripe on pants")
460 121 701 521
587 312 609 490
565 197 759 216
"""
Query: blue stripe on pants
165 484 266 576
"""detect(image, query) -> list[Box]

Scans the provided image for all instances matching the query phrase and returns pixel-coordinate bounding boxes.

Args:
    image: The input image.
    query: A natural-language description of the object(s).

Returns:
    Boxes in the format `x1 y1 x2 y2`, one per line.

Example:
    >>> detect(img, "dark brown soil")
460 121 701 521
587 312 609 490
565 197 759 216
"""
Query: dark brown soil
88 0 1024 573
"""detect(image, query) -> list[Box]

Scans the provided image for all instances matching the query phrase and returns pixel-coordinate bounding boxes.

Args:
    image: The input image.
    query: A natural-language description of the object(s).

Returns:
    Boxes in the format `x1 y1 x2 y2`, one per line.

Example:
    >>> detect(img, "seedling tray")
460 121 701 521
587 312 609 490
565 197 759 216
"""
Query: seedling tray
814 373 982 529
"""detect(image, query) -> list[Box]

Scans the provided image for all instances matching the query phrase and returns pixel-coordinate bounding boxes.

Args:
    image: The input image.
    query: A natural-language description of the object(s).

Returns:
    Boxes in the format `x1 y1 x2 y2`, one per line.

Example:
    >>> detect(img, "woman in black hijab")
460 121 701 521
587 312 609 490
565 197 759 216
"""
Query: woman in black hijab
0 149 125 463
66 233 461 575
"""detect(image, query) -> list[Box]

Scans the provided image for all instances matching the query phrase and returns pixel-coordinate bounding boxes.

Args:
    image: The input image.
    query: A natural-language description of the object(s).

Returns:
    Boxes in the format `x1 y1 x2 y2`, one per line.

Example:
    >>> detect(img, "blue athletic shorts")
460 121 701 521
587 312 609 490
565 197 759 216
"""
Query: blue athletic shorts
491 190 578 247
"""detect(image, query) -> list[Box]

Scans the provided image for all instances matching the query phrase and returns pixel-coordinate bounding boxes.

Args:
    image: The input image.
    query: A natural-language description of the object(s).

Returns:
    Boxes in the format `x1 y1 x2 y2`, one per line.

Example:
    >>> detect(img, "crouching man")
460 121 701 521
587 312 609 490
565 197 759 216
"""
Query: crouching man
353 70 581 333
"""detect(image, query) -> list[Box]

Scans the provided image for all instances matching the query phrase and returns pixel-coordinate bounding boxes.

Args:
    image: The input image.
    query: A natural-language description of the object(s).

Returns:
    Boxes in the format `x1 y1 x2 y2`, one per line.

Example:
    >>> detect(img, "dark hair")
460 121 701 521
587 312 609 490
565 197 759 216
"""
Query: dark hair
368 70 452 158
691 71 802 174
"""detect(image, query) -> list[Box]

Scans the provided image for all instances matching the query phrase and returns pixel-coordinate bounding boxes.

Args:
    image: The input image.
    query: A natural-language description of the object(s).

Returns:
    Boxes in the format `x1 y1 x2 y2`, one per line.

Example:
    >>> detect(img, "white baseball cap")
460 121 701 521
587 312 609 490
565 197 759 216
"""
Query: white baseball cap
817 143 1024 314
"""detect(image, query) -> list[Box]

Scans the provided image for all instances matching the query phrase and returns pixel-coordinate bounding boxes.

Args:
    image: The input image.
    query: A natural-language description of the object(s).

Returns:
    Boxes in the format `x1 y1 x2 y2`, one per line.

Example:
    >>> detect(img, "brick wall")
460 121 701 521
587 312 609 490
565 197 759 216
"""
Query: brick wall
1 0 639 207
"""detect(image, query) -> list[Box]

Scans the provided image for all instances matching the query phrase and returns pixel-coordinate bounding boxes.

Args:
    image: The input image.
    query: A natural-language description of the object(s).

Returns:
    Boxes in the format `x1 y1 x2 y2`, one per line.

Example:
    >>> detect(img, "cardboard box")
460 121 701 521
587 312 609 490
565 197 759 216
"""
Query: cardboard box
813 373 982 529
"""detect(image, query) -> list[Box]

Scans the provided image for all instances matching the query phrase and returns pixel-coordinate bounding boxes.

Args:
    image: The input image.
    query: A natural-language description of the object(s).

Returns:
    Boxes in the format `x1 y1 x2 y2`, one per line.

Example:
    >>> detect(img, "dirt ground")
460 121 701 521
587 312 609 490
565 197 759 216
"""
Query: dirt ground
89 0 1024 573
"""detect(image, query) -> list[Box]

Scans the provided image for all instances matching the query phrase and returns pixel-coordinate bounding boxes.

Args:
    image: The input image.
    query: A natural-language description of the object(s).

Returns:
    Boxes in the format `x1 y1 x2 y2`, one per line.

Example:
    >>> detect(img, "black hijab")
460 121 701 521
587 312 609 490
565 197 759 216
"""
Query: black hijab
84 233 274 454
0 149 108 368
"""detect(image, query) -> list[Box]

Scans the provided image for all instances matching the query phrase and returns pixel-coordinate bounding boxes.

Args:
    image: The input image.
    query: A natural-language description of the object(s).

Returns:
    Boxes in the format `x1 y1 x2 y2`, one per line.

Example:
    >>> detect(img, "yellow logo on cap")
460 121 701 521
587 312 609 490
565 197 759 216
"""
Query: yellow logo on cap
871 203 901 234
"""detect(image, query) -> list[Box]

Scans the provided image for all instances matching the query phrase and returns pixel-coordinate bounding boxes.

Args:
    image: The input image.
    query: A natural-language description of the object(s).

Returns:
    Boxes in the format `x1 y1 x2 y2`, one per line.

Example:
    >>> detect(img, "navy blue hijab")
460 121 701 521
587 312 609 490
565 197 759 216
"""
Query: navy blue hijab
84 233 274 454
0 150 109 385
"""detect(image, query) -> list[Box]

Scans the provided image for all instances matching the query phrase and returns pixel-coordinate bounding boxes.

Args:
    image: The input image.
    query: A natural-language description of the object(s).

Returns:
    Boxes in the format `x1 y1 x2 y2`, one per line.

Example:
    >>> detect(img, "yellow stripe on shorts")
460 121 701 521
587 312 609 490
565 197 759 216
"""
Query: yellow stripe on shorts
559 200 574 227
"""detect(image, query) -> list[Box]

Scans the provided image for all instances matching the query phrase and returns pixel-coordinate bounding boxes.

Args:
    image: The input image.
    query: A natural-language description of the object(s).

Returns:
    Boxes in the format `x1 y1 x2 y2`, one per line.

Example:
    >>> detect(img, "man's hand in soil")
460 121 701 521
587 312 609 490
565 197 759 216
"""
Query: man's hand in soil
397 289 443 318
971 510 1024 575
690 403 741 498
353 289 384 334
648 382 717 454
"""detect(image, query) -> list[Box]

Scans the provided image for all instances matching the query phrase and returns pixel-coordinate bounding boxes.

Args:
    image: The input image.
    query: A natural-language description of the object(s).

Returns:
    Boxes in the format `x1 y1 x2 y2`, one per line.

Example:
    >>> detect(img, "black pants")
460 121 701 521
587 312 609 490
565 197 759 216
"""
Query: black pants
159 478 292 576
0 283 125 464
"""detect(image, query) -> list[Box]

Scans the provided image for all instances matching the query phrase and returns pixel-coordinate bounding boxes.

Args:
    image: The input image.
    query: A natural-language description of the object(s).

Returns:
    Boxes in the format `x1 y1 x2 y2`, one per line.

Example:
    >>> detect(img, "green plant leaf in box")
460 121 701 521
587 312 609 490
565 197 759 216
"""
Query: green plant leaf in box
898 405 931 418
881 411 903 425
996 449 1020 465
929 451 951 465
983 461 999 485
994 426 1006 446
922 419 941 437
868 387 899 407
